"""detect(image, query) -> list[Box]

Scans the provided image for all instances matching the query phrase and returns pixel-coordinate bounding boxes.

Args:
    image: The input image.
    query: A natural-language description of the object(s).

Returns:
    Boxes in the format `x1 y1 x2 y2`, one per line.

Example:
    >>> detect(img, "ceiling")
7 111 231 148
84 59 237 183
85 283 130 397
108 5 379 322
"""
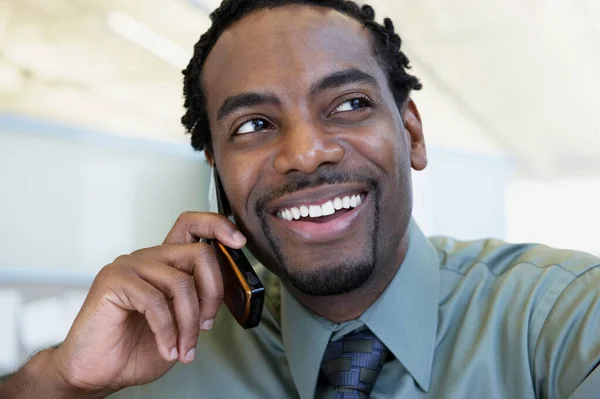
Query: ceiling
0 0 210 142
0 0 598 178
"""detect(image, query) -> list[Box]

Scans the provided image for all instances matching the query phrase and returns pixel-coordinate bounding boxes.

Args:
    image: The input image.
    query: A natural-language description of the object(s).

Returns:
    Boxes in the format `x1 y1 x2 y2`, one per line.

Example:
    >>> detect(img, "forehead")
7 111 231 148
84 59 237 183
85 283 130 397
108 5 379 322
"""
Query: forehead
201 5 383 115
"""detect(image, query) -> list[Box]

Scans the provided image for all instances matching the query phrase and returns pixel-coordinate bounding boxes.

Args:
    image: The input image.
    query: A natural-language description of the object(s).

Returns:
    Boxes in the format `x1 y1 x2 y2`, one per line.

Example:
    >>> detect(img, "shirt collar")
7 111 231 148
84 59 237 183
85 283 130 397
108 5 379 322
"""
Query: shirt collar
280 219 440 398
361 218 440 391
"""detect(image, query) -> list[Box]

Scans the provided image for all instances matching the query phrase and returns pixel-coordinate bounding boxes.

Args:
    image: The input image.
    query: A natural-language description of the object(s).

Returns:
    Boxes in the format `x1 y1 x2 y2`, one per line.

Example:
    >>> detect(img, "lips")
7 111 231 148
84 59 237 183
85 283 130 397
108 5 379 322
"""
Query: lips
266 185 370 243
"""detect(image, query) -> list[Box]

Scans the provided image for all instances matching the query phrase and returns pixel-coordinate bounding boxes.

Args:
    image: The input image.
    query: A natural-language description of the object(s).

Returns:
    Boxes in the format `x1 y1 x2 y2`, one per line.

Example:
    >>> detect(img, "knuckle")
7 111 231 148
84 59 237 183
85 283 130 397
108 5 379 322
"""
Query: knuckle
96 261 124 280
113 254 131 265
196 242 211 254
174 273 195 293
100 255 139 280
195 244 214 260
129 248 145 256
146 300 176 336
130 245 160 257
147 292 168 311
191 249 218 277
156 320 177 338
211 291 225 304
176 211 194 225
96 264 112 279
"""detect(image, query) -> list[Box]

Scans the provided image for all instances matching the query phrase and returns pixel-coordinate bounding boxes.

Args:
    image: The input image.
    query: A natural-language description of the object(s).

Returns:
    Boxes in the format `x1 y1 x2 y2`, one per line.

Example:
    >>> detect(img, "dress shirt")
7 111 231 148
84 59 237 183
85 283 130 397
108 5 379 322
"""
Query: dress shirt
107 219 600 398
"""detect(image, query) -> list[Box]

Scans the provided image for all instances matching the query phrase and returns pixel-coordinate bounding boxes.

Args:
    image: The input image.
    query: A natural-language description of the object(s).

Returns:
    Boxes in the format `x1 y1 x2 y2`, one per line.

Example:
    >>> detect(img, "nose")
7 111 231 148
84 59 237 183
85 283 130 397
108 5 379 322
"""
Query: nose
273 118 345 175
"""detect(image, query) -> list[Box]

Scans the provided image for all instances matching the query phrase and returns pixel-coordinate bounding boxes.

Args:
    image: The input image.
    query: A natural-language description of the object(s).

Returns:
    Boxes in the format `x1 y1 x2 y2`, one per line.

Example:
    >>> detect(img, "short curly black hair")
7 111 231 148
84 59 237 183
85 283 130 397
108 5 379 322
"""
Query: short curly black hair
181 0 422 152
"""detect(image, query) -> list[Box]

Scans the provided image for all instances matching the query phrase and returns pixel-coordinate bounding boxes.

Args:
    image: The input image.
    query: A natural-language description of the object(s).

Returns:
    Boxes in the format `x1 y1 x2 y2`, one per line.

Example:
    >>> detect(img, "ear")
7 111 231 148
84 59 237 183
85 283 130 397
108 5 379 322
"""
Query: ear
402 98 427 171
204 148 215 167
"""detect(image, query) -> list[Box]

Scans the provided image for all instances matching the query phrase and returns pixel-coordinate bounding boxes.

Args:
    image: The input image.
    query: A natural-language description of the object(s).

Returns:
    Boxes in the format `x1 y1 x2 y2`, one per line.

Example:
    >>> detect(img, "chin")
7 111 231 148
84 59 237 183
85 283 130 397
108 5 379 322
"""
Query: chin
282 254 376 296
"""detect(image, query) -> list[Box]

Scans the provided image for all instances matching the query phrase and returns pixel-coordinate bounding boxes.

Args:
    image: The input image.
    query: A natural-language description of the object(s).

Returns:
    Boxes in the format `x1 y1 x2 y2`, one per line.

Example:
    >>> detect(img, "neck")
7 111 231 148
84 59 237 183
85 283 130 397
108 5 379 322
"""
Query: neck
286 232 410 323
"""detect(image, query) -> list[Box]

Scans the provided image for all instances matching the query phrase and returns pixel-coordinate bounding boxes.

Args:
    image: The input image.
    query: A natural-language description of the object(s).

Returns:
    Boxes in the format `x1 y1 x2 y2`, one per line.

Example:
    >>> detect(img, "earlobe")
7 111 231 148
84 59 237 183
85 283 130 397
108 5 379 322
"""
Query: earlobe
402 99 427 171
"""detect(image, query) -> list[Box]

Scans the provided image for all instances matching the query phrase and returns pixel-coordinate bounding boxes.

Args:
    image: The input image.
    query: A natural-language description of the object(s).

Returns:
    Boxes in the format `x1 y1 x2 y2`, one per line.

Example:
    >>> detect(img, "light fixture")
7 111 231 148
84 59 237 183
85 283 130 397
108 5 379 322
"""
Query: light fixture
107 11 190 68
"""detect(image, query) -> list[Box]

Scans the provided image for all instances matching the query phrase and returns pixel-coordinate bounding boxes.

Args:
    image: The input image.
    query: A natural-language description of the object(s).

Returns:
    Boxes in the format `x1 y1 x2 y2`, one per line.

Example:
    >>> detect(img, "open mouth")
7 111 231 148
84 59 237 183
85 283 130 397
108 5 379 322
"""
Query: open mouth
265 185 371 243
275 192 366 223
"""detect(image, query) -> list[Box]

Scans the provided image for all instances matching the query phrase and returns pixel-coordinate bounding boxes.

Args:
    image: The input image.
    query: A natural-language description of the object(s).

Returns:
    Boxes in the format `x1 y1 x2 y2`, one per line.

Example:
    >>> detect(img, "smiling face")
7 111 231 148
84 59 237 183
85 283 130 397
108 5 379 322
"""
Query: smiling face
202 5 426 296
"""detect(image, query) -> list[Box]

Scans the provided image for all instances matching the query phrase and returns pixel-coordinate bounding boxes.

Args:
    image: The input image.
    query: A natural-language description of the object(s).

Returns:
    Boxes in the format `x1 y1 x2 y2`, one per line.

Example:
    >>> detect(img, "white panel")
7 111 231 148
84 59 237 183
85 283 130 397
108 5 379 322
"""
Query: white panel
413 147 513 241
0 289 21 373
506 179 600 255
19 292 87 353
0 127 210 275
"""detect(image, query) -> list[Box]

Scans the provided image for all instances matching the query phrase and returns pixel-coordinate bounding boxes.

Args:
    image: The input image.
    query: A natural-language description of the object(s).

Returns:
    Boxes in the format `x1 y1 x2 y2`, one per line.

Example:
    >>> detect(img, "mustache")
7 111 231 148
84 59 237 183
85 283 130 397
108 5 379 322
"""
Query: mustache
254 168 379 214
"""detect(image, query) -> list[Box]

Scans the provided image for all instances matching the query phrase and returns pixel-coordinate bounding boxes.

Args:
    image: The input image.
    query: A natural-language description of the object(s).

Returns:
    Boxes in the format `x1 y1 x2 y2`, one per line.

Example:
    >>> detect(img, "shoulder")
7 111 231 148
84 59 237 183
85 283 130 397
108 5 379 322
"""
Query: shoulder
425 235 600 398
430 235 600 278
431 235 600 349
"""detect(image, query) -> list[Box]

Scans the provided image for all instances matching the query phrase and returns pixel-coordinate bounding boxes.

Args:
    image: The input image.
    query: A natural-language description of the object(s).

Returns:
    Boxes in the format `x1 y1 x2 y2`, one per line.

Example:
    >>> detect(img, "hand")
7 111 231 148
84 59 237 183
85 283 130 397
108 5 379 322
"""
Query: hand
50 212 247 394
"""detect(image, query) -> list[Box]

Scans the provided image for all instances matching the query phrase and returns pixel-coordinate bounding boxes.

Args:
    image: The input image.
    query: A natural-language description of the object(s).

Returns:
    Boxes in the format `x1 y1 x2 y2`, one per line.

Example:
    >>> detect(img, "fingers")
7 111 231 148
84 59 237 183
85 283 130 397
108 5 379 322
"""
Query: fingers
163 212 246 248
112 273 179 363
127 256 202 363
133 243 225 332
98 212 239 365
191 245 224 329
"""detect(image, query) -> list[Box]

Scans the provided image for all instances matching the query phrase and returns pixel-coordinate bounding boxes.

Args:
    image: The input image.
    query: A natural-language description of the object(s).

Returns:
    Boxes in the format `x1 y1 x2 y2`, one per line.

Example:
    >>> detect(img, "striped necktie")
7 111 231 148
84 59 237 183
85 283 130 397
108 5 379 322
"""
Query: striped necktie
321 330 389 398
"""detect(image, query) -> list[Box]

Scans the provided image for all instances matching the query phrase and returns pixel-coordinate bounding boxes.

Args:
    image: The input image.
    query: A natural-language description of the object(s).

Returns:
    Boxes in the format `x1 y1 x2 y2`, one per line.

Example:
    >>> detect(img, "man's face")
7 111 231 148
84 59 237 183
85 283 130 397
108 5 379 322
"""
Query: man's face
202 6 425 296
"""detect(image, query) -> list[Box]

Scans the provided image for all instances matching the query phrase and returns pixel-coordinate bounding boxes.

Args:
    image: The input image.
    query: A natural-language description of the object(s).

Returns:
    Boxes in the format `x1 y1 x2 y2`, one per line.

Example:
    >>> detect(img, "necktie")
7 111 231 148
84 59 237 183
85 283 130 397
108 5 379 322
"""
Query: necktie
321 330 389 398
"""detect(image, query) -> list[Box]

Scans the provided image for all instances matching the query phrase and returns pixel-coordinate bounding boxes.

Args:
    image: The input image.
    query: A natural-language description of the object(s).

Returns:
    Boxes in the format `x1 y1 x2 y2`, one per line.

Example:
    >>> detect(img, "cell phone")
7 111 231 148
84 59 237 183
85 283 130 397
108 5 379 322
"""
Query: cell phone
209 167 264 329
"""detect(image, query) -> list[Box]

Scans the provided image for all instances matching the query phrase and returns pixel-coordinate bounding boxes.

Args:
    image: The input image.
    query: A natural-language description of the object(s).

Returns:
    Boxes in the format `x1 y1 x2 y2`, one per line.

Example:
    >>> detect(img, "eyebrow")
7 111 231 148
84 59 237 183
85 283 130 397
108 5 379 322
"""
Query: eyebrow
217 92 281 125
309 68 380 96
215 68 379 125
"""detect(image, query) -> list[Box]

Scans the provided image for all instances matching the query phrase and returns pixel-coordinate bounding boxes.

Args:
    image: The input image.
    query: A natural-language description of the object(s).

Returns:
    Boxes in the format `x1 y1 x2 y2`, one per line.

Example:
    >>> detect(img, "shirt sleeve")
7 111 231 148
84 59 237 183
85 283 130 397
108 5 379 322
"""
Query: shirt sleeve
533 265 600 399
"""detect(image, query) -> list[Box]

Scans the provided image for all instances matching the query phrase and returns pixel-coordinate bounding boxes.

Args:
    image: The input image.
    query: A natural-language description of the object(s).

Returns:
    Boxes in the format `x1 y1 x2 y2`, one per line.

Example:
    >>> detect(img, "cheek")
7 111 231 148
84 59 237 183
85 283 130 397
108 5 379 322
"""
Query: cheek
355 124 408 179
219 155 256 216
223 154 269 224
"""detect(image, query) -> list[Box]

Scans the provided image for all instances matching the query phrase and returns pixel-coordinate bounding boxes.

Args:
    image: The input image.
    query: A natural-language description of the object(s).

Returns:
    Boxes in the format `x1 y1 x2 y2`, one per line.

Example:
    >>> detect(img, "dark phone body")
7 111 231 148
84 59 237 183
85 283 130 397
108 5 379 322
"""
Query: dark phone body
210 168 264 329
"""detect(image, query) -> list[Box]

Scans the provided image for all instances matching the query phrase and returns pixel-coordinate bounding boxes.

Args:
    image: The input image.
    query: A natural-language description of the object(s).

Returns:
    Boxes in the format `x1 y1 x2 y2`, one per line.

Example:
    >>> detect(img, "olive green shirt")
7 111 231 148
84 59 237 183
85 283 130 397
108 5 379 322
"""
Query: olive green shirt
108 220 600 398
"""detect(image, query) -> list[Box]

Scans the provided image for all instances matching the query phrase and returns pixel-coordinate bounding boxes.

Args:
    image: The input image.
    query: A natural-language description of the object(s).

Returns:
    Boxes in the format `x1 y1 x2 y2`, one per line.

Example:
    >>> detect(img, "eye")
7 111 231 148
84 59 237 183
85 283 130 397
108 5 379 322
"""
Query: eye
235 118 273 135
331 97 373 115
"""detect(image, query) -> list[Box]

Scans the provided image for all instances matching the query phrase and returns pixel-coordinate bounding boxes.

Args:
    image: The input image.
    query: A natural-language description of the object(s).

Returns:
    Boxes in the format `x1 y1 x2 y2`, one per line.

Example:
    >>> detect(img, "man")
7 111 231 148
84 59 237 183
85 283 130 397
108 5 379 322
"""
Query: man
2 0 600 398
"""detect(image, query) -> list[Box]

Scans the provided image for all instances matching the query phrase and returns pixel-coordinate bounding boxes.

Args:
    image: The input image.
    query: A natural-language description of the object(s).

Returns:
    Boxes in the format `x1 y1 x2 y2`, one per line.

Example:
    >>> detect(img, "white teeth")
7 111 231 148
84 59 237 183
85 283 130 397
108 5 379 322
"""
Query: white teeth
277 194 364 220
291 207 301 220
333 197 343 210
299 205 309 217
342 196 351 209
309 205 322 217
321 200 335 216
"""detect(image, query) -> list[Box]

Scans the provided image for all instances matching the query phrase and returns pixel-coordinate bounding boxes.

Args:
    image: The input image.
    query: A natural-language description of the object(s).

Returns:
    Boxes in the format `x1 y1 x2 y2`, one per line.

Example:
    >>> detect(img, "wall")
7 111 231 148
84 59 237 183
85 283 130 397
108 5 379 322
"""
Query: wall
0 114 210 281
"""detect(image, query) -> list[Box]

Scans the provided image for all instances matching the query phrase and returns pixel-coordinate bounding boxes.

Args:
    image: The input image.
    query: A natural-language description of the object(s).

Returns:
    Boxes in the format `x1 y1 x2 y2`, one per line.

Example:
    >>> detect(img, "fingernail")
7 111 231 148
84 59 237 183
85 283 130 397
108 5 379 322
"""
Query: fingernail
232 231 246 243
185 348 196 362
169 347 179 360
200 319 214 331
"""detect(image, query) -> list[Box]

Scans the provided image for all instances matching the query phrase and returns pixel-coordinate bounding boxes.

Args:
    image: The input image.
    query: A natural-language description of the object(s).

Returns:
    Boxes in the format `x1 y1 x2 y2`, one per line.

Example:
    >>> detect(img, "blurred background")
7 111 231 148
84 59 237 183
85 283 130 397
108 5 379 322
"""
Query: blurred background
0 0 599 373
